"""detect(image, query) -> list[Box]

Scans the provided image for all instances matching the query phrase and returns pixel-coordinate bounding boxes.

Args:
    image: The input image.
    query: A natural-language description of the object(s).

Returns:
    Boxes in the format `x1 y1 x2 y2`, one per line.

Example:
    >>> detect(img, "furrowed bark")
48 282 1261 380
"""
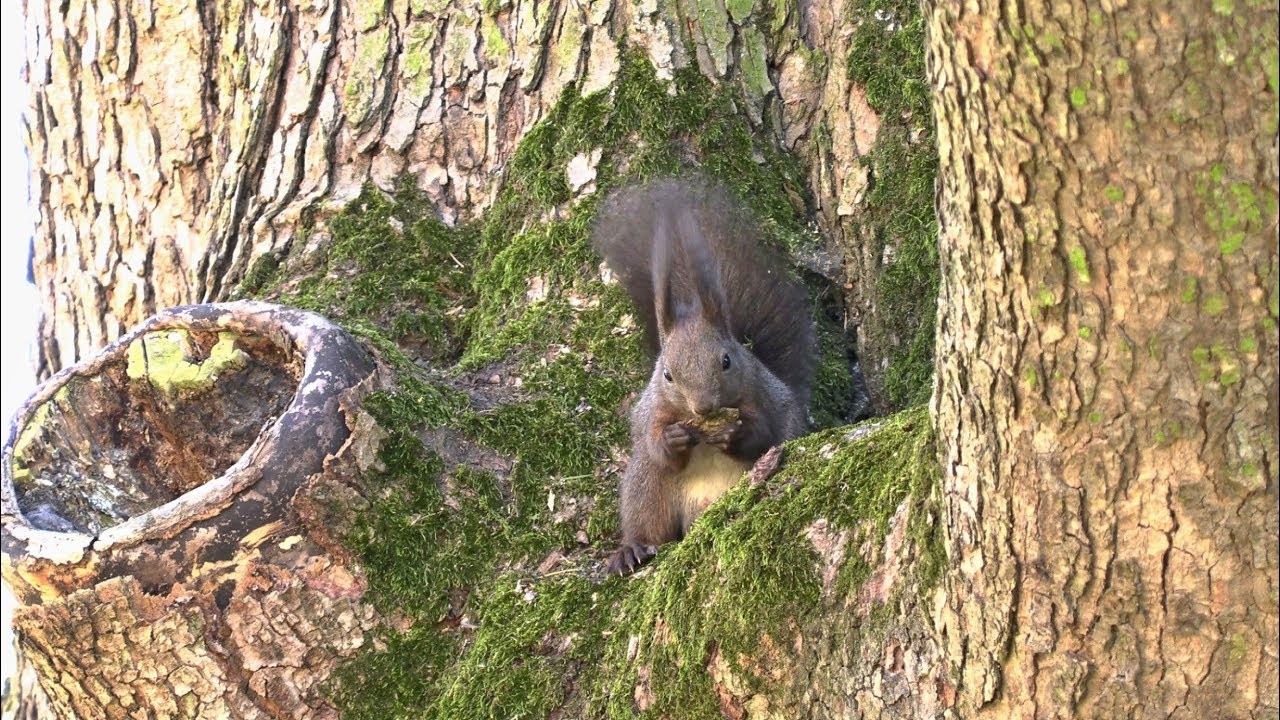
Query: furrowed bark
927 0 1279 716
24 0 926 412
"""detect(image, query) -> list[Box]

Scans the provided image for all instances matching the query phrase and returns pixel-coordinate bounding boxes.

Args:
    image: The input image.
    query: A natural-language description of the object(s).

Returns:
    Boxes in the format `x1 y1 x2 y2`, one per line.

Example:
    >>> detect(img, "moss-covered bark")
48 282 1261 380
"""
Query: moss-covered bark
18 0 946 711
239 52 946 718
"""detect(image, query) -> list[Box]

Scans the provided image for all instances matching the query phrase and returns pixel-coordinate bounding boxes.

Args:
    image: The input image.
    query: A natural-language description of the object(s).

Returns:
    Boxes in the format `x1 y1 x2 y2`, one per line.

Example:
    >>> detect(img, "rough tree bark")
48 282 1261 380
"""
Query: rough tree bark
9 0 1277 716
22 0 931 412
928 0 1279 717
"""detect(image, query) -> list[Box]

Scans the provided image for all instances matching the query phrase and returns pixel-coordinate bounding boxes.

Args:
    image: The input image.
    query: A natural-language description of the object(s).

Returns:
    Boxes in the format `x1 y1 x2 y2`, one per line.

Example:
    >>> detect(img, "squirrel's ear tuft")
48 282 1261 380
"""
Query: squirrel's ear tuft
675 206 730 333
651 211 679 342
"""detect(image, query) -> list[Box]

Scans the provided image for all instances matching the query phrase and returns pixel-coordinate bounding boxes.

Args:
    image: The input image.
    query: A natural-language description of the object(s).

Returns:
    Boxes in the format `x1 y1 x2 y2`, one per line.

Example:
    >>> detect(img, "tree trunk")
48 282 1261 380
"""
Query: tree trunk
9 0 1277 716
928 0 1279 716
23 0 937 414
2 302 384 719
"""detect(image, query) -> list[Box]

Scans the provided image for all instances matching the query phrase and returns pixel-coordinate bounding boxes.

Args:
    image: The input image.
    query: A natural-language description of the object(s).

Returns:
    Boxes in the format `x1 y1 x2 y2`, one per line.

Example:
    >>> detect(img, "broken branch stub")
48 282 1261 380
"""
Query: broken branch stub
1 301 385 719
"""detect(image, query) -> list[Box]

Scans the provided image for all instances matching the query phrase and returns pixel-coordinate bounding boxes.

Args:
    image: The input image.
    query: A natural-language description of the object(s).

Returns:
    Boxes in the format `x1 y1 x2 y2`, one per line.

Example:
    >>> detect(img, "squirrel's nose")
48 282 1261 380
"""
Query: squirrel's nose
693 400 716 416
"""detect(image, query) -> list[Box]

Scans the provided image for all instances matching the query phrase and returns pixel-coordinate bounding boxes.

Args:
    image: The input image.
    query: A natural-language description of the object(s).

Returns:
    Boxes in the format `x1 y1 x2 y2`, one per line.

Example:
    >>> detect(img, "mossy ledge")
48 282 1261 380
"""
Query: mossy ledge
245 50 941 718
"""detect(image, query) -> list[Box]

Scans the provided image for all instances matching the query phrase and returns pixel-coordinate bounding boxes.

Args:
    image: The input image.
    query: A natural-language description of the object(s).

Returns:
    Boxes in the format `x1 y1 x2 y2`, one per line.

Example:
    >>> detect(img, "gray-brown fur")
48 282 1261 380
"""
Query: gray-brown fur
592 177 816 574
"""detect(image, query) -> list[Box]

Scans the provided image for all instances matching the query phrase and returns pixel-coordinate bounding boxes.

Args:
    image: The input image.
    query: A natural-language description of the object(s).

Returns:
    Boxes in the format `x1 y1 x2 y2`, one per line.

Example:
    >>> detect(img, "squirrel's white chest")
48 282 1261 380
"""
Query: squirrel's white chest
677 445 751 528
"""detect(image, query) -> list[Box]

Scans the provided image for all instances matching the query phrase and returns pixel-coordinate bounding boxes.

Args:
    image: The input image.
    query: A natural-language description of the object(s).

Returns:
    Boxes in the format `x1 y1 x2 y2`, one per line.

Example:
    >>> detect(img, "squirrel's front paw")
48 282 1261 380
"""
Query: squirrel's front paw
607 543 657 575
702 420 743 452
660 422 697 457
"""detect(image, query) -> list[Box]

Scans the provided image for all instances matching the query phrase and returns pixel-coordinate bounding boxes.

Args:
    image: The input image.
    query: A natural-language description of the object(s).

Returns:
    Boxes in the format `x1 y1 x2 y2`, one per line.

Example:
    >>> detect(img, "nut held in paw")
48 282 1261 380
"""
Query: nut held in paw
687 407 740 435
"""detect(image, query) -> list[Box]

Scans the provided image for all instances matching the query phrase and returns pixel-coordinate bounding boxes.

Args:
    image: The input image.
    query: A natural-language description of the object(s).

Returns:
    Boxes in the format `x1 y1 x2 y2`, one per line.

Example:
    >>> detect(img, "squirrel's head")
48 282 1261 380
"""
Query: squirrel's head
651 206 749 416
655 321 751 416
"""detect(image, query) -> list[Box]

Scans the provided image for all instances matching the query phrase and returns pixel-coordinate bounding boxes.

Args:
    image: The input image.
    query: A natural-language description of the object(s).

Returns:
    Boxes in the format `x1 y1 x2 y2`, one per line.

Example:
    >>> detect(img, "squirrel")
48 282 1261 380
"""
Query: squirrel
592 177 817 575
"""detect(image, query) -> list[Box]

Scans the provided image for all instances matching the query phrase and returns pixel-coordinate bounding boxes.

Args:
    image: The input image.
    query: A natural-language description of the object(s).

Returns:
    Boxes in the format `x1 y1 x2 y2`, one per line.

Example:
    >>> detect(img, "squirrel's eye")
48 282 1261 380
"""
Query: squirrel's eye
663 367 673 382
722 353 731 370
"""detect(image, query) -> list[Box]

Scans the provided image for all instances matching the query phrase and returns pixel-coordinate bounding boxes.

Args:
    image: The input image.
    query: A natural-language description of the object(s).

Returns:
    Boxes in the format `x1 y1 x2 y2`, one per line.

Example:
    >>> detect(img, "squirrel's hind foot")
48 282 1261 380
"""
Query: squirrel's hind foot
607 543 658 575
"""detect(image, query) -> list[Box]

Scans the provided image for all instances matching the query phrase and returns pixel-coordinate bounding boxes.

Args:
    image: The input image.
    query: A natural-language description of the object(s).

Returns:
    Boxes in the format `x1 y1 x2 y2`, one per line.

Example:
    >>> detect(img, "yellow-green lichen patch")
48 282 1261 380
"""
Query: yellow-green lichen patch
1196 166 1274 256
1181 276 1200 303
10 399 55 481
1070 87 1088 107
344 25 393 126
126 331 249 399
1068 246 1092 282
689 0 733 74
738 26 772 102
403 20 438 97
1203 292 1228 316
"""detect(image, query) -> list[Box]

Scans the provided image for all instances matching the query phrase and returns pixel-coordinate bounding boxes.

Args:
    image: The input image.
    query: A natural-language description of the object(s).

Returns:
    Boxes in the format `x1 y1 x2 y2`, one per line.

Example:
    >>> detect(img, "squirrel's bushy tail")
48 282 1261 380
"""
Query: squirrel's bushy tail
592 177 817 400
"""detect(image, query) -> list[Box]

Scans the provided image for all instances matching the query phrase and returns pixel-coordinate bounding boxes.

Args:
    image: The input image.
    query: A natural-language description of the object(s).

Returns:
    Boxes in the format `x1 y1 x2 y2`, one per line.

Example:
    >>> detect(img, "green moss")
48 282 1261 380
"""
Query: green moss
1240 336 1258 353
1078 326 1093 339
273 181 479 358
1264 47 1279 94
1203 293 1227 315
847 0 939 409
726 0 754 22
1197 168 1269 257
810 315 859 427
1214 0 1234 14
1070 87 1088 108
1068 246 1092 283
238 253 281 296
1181 276 1199 303
254 47 932 718
1103 185 1124 202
